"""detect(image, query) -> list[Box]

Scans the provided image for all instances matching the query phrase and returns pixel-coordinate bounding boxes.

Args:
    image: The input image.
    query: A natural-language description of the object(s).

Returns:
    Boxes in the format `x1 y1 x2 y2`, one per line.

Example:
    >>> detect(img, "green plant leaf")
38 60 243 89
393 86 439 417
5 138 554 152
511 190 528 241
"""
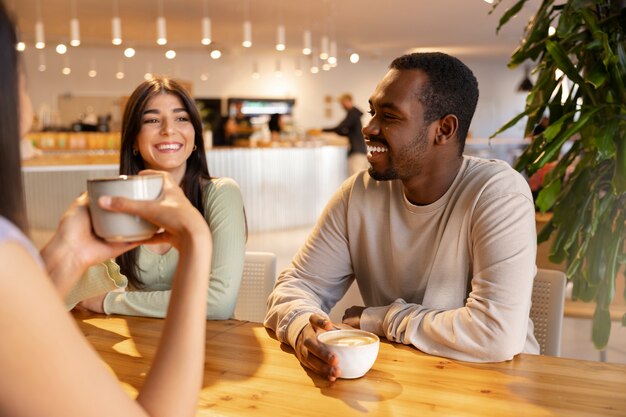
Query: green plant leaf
496 0 529 33
536 179 562 212
545 39 586 86
542 113 569 142
592 306 611 350
585 64 608 88
537 219 555 244
532 108 601 168
612 131 626 194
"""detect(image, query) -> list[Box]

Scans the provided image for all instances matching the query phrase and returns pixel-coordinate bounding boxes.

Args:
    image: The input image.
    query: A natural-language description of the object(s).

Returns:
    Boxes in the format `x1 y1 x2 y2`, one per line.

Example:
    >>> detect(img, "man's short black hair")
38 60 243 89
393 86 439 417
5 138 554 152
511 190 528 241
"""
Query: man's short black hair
390 52 479 153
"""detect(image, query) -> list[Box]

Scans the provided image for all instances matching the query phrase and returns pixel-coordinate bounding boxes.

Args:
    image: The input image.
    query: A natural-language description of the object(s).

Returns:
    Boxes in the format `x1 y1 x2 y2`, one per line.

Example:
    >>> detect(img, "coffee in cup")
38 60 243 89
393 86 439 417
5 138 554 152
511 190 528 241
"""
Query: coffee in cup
87 174 163 242
317 329 380 379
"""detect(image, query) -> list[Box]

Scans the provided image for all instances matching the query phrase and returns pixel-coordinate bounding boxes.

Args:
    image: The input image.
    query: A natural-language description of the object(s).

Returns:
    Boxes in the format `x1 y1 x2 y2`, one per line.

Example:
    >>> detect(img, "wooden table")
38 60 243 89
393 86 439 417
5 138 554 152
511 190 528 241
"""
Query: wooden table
73 312 626 417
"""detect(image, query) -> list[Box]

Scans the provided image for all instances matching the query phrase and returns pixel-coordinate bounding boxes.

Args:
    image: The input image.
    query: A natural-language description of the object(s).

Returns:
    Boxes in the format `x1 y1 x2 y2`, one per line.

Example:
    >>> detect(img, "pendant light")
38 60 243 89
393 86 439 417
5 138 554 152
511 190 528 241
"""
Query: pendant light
319 36 329 60
156 0 167 46
201 0 211 45
276 25 285 51
37 51 46 72
69 0 80 47
88 58 97 78
302 30 311 55
242 20 252 48
111 0 122 45
35 20 45 49
328 40 337 66
35 0 45 49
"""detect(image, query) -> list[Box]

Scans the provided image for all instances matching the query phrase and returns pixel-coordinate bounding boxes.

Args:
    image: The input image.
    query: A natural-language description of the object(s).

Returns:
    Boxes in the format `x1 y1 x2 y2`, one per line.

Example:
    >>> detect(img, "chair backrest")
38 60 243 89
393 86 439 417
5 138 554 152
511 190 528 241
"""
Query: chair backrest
530 268 566 356
234 251 277 323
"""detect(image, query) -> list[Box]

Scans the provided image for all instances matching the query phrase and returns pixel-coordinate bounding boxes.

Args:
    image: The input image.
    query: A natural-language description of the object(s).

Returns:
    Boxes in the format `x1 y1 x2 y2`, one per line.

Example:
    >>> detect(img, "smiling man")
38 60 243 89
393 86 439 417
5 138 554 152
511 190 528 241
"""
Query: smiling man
265 52 539 381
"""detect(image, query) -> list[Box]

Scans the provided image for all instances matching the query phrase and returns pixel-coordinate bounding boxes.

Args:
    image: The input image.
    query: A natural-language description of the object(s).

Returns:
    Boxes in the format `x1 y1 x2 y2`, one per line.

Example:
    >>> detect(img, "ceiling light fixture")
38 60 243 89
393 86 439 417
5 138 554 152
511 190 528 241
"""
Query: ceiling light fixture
276 25 285 51
124 47 135 58
62 56 71 75
311 54 319 74
37 51 46 72
294 57 302 77
70 18 80 46
165 49 176 59
252 60 260 79
201 0 211 45
15 28 25 51
116 61 125 79
35 20 45 49
56 43 67 54
111 0 122 45
327 40 337 65
34 0 45 49
302 30 311 55
88 58 97 77
144 62 153 80
320 36 329 60
201 17 212 45
157 16 167 45
69 0 80 47
349 52 360 64
210 48 221 59
156 0 167 45
242 20 252 48
275 59 282 78
111 17 122 45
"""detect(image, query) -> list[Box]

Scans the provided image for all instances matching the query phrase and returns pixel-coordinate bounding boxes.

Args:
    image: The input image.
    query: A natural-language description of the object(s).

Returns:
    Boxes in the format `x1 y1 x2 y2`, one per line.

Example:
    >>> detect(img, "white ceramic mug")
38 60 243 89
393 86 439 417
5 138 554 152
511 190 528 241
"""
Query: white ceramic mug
87 174 163 242
317 329 380 379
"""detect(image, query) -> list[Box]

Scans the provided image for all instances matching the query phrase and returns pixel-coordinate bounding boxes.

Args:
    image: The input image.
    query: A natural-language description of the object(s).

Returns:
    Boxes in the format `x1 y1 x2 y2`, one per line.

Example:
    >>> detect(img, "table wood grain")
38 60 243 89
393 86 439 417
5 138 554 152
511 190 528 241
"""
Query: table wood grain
73 311 626 417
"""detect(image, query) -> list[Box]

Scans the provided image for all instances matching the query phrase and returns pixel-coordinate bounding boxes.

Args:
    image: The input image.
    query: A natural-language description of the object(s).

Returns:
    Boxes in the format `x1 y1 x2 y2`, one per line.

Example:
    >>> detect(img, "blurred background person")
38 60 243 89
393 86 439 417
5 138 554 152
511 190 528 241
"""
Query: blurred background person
323 93 368 175
268 113 283 141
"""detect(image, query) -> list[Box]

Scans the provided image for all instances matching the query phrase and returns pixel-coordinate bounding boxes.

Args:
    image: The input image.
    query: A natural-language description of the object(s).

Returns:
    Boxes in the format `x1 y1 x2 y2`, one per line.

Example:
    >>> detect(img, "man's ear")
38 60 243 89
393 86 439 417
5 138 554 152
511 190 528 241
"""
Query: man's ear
435 114 458 145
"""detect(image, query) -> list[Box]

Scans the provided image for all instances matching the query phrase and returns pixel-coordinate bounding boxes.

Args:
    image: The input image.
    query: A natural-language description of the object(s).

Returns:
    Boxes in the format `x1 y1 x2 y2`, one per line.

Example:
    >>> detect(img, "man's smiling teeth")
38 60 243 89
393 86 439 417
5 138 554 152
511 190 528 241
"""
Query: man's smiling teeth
156 143 182 151
367 145 388 153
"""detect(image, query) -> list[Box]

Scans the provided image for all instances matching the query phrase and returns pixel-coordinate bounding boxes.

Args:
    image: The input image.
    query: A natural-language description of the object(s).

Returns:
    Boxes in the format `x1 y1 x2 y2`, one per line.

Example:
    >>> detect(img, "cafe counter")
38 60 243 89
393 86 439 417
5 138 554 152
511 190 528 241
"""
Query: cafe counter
22 145 349 232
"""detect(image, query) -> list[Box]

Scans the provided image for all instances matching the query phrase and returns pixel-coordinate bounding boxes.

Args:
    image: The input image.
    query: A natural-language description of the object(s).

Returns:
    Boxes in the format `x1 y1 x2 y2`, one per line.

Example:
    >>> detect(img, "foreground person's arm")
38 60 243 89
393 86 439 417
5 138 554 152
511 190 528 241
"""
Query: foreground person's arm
0 171 211 417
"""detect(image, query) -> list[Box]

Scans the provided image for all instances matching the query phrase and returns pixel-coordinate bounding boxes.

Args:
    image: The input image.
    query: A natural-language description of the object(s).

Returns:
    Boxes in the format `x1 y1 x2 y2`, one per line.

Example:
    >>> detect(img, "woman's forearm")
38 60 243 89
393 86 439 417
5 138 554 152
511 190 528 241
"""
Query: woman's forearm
137 231 212 417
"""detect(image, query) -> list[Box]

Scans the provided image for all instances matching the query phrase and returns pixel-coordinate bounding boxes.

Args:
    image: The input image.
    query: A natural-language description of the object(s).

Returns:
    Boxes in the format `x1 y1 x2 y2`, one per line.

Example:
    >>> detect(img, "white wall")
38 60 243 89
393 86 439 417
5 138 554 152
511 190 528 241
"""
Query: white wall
22 46 528 138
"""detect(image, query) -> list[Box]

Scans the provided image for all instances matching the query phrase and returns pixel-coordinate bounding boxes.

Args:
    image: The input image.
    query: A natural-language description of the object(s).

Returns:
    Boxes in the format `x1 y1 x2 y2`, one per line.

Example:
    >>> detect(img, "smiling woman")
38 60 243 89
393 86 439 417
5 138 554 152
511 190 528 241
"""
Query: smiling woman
75 77 247 321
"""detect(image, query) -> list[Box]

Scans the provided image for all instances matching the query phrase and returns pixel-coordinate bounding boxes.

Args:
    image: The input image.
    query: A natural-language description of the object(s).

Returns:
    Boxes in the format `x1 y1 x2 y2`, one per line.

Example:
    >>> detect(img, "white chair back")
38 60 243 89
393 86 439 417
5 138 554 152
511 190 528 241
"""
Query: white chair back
530 269 566 356
234 251 277 323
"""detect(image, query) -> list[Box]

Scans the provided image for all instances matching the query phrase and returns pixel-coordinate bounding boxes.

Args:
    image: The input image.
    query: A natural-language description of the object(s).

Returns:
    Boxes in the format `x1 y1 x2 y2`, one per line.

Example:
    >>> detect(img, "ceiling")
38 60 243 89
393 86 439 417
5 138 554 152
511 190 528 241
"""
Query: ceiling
10 0 540 59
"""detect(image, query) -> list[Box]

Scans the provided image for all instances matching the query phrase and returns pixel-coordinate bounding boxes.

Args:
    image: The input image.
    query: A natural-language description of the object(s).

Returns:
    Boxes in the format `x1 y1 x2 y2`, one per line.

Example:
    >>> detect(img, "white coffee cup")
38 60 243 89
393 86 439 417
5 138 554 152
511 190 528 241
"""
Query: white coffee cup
87 174 163 242
317 329 380 379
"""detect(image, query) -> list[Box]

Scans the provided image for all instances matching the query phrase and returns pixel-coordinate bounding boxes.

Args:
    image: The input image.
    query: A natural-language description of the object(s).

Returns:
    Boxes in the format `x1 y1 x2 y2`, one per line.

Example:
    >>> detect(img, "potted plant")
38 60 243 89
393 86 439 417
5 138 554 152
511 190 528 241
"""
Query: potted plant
490 0 625 349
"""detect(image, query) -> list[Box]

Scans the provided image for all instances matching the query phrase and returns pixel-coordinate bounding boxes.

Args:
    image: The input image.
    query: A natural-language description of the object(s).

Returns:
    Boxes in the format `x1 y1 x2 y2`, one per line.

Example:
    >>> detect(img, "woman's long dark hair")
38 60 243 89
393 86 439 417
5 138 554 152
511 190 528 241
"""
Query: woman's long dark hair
117 77 211 288
0 2 27 233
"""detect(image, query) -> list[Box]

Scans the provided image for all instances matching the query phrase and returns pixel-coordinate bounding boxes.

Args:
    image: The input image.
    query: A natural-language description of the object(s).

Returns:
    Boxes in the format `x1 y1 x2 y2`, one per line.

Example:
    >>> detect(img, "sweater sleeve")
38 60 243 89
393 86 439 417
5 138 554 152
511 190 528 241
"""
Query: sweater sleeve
103 178 246 320
202 177 246 319
264 179 356 348
361 190 538 363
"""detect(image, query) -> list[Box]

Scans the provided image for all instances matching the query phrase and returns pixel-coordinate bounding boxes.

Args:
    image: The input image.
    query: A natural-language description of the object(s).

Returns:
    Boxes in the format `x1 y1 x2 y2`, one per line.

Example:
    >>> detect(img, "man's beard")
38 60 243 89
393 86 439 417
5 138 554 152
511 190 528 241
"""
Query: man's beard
368 128 429 181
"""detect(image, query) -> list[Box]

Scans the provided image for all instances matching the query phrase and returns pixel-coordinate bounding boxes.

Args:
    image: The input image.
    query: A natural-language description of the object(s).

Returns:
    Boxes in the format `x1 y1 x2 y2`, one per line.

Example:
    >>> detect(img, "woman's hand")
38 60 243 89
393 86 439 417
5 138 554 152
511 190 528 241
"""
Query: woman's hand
99 170 210 249
77 292 107 314
40 194 140 296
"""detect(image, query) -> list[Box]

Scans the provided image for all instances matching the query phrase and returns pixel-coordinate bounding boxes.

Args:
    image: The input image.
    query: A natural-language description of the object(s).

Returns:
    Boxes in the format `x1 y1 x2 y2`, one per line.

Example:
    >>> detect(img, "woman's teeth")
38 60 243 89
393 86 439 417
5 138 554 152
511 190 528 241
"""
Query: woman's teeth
156 143 182 151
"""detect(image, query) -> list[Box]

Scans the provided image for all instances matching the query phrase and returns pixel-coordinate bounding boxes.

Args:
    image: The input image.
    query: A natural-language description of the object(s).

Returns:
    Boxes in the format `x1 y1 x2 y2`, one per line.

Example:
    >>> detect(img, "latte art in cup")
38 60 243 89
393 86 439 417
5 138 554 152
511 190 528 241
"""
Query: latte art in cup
322 335 378 347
